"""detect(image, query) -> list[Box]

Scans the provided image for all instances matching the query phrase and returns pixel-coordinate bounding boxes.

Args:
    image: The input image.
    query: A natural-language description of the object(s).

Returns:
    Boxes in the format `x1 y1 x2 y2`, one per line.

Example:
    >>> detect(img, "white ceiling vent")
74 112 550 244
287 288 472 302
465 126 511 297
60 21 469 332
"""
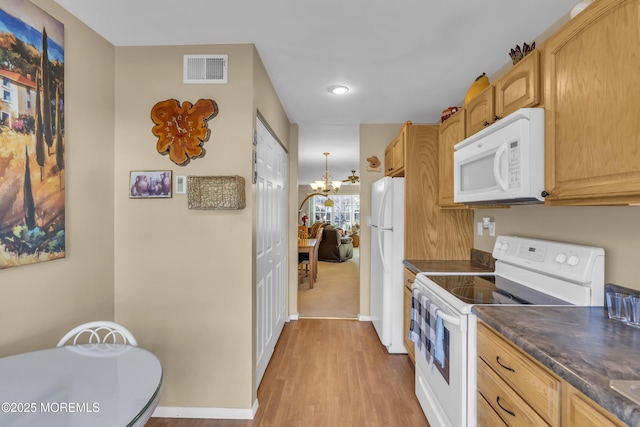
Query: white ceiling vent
183 54 228 84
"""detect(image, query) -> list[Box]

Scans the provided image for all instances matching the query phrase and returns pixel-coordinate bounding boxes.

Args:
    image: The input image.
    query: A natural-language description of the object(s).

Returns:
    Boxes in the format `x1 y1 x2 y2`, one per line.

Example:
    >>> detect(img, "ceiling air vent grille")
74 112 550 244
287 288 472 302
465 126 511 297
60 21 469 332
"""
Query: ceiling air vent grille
183 54 228 84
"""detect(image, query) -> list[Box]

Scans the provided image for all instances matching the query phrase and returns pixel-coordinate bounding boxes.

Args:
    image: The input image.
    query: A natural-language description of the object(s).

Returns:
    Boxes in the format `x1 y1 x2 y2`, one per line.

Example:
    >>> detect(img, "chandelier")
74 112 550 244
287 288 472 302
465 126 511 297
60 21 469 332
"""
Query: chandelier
309 152 343 195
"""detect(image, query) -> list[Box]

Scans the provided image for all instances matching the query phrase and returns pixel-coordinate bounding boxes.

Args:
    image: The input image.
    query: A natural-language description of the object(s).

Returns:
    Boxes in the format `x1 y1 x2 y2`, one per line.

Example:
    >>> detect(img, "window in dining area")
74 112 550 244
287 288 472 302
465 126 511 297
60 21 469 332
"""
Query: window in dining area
310 195 360 232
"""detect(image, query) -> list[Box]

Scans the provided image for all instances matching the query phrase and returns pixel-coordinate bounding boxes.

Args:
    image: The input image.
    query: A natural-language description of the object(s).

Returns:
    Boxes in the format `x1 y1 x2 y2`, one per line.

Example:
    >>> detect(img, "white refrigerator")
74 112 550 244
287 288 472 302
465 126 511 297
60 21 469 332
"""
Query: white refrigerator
370 176 406 354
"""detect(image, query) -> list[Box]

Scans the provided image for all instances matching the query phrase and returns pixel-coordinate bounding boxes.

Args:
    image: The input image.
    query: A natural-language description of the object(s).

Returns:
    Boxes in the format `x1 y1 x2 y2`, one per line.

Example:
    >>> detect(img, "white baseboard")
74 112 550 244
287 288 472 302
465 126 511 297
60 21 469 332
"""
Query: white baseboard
152 400 258 420
288 313 299 321
358 314 372 321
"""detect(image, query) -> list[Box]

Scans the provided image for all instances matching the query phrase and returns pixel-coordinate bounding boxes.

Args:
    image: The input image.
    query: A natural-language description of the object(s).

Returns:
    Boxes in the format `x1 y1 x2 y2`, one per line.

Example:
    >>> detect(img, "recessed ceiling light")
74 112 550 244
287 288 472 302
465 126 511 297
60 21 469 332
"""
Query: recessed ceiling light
328 85 349 95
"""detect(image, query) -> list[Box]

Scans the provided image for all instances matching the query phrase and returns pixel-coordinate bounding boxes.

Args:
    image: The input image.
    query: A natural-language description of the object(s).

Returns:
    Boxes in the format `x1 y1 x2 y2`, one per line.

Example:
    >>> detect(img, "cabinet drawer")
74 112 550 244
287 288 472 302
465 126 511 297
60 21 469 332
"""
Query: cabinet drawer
478 358 550 427
404 268 416 290
478 323 560 426
477 391 508 427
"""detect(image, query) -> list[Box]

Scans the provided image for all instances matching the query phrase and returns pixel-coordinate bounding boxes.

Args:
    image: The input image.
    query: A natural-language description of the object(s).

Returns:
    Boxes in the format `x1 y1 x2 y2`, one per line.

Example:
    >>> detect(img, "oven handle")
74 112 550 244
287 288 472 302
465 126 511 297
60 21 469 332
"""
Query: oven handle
436 310 464 332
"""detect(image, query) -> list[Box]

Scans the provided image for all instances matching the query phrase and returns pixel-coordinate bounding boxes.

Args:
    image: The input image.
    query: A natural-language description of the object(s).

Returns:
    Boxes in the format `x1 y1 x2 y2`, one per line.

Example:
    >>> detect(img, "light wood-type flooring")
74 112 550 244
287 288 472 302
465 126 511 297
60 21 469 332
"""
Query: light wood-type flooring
147 319 429 427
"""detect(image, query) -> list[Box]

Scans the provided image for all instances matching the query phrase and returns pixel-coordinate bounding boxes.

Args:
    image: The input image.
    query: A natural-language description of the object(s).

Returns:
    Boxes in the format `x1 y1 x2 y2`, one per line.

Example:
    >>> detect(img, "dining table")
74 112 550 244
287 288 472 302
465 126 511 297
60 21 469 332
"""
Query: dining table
0 343 163 426
298 238 319 288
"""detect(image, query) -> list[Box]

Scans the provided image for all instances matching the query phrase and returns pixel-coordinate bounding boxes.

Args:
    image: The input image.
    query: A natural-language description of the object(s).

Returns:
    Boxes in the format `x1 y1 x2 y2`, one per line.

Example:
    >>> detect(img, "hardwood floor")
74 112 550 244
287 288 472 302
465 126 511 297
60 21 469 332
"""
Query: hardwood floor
147 319 429 427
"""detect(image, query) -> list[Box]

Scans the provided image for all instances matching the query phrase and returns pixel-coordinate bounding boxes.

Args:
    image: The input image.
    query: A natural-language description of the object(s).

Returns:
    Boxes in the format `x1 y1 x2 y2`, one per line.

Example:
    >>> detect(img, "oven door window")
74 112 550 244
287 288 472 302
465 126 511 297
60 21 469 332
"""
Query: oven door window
427 307 451 384
437 326 450 384
410 291 451 384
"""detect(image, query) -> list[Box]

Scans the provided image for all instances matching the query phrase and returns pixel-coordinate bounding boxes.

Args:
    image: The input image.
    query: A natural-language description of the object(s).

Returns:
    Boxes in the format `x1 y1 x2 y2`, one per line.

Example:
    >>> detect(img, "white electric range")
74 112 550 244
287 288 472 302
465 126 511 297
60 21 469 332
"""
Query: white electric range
411 235 605 427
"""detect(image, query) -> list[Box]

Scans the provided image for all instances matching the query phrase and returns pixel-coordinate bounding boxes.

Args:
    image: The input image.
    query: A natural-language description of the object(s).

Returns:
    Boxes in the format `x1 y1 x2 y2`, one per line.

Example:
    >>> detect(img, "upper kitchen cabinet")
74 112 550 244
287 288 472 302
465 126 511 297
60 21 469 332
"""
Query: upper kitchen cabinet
384 123 407 177
494 50 541 119
438 109 468 208
465 51 541 136
466 86 495 136
404 124 473 260
543 0 640 205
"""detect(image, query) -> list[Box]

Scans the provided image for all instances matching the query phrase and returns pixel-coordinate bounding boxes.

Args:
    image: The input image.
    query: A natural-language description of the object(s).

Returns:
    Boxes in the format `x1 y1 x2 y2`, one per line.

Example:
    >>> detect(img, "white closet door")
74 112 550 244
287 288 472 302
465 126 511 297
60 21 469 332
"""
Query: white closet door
255 116 287 387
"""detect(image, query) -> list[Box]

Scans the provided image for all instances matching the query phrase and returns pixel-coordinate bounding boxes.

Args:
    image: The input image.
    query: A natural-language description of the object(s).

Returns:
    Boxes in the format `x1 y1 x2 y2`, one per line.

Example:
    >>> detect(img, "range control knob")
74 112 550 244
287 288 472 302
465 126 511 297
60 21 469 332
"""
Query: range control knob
555 253 568 263
500 242 510 252
567 255 580 266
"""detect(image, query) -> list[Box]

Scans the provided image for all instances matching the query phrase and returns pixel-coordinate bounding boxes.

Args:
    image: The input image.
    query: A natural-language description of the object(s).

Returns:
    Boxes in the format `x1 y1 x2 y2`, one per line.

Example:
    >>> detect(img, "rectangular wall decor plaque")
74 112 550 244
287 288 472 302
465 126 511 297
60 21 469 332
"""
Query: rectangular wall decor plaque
187 175 246 210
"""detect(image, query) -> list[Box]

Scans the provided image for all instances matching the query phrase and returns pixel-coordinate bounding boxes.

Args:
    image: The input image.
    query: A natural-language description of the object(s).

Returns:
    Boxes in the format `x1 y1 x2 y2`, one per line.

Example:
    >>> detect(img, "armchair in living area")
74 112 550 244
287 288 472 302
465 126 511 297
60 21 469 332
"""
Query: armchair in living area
318 224 353 262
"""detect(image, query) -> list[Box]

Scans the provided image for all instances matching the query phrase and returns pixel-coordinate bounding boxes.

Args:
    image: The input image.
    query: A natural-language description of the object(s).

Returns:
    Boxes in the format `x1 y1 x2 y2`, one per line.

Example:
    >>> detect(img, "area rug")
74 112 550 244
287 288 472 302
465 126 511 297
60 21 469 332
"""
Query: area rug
298 248 359 319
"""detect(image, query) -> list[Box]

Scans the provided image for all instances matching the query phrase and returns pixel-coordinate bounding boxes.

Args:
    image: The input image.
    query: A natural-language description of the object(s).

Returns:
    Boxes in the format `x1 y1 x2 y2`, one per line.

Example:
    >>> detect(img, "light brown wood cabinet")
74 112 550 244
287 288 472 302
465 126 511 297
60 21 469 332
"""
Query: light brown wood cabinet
384 144 393 176
399 124 473 362
403 268 416 364
477 391 508 427
465 50 540 137
384 124 406 177
543 0 640 205
466 86 495 136
403 124 473 260
563 382 626 427
438 109 468 208
478 357 551 426
478 322 561 426
494 50 540 119
478 321 626 427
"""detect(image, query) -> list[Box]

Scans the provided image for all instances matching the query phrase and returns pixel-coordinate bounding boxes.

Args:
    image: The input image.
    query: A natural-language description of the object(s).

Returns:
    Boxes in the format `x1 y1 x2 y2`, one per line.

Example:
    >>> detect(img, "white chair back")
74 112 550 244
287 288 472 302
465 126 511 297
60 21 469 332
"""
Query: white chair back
57 321 138 347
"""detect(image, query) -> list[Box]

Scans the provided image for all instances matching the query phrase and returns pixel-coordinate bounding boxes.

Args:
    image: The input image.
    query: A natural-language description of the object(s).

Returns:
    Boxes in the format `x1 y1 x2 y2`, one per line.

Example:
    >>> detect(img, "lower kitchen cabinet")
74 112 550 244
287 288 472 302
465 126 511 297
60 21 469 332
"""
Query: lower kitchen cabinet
477 321 626 427
478 322 560 426
563 382 626 427
477 391 507 427
403 268 416 364
478 357 550 426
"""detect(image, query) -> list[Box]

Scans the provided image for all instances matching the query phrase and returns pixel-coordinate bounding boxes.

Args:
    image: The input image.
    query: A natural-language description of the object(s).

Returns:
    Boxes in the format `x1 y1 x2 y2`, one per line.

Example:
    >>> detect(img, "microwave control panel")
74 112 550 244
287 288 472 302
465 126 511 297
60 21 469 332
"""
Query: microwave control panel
508 140 520 188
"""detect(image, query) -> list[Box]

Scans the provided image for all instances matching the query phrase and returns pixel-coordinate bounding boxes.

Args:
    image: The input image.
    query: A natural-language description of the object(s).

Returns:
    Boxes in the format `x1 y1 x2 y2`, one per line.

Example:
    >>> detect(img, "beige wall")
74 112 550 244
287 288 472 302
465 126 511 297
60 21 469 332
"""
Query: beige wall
474 206 640 291
358 124 403 316
0 0 116 357
114 44 290 410
0 6 294 411
288 124 299 316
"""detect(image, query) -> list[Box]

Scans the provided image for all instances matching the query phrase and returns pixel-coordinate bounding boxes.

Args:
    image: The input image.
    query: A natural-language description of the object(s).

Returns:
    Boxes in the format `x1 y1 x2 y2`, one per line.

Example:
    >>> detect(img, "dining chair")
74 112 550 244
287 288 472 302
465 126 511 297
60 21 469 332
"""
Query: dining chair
299 227 323 286
56 321 138 347
298 225 309 239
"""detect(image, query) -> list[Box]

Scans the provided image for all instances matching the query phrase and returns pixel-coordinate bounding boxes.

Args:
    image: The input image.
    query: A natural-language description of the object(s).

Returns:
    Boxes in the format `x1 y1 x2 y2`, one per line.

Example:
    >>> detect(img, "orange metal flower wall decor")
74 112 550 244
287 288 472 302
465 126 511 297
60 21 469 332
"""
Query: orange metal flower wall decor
151 99 219 166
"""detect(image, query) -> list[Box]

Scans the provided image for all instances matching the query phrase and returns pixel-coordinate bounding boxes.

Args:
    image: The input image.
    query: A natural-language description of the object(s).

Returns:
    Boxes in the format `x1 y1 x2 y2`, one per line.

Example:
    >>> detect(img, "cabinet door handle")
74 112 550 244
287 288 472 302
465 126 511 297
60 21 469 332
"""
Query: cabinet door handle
483 121 490 127
496 396 516 417
496 356 516 372
494 115 501 121
408 279 414 284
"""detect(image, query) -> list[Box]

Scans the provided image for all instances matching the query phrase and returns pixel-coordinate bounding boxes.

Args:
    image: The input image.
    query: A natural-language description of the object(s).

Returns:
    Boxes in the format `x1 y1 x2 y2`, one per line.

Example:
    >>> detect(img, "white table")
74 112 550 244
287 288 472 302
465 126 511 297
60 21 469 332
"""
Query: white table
0 344 163 426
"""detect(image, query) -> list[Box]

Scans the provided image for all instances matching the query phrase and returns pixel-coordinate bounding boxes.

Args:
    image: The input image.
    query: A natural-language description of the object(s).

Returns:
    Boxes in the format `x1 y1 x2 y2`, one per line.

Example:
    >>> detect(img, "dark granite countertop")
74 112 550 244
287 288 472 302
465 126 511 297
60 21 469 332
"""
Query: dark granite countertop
403 259 494 275
473 305 640 426
404 249 495 275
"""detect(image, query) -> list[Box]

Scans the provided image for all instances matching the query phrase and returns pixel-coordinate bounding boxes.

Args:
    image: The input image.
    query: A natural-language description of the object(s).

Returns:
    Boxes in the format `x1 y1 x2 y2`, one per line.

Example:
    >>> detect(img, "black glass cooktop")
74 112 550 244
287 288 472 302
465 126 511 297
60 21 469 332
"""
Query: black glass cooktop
425 274 572 306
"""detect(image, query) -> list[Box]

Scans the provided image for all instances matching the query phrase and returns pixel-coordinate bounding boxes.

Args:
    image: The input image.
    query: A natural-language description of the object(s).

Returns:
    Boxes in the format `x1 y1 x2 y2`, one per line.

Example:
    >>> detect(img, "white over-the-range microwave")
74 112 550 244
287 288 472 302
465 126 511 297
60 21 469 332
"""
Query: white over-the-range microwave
453 108 546 205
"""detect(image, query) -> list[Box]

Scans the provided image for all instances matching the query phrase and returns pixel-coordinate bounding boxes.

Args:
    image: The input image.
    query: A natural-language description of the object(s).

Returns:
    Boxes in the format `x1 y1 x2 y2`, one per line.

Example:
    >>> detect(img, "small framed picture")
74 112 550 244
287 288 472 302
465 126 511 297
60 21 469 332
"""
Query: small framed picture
130 170 172 198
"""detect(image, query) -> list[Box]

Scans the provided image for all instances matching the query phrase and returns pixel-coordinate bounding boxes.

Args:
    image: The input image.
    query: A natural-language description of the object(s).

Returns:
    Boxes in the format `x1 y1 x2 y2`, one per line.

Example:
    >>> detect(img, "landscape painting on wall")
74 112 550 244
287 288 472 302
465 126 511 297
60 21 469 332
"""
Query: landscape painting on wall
0 0 65 269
